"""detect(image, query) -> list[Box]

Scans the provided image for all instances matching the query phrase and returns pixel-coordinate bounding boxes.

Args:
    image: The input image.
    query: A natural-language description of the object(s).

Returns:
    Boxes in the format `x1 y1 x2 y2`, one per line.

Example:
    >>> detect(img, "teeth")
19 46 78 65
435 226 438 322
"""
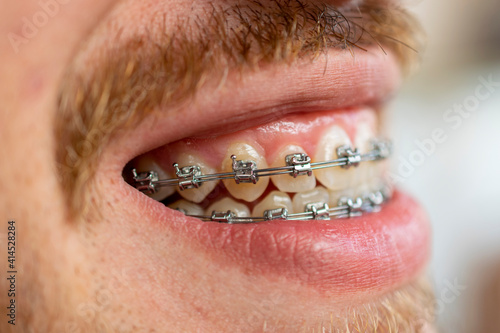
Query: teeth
314 125 355 191
134 156 175 201
175 152 217 203
252 191 293 216
353 121 376 187
371 176 386 190
355 184 373 199
205 197 250 217
354 121 376 154
222 142 269 202
328 188 355 207
292 186 329 213
168 199 204 215
271 145 316 193
132 118 390 219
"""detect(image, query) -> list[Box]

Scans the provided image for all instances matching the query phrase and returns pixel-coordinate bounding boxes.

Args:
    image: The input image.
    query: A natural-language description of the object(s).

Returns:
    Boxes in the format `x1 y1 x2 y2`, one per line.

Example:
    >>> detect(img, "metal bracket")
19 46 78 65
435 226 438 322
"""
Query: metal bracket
231 155 258 184
264 208 289 220
338 197 364 217
361 191 384 213
173 163 203 190
337 145 361 169
285 153 313 178
305 202 331 220
371 139 392 160
210 210 235 223
132 169 159 194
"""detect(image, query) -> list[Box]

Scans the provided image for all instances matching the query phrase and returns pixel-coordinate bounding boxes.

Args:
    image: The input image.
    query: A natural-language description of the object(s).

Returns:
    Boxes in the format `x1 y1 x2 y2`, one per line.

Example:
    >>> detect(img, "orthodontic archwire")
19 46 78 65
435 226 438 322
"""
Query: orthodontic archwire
130 138 393 223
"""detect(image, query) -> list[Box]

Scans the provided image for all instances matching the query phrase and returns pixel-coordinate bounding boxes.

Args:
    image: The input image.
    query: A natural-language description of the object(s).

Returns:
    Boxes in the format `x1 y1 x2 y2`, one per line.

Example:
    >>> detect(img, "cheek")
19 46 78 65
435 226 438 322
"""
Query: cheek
0 1 123 330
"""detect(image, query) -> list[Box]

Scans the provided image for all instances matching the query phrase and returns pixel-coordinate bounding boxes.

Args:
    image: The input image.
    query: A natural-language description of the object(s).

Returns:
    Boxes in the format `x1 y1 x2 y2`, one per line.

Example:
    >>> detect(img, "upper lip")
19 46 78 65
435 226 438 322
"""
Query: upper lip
105 48 402 172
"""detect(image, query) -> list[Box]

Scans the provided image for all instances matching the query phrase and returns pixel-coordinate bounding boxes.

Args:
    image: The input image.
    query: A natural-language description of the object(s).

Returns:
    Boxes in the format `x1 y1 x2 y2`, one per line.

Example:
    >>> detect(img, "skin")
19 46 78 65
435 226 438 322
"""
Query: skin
0 1 434 332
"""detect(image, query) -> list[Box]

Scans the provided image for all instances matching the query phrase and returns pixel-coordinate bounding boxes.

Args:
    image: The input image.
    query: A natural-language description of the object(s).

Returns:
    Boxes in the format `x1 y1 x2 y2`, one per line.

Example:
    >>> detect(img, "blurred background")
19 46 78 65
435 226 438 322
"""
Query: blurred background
388 0 500 332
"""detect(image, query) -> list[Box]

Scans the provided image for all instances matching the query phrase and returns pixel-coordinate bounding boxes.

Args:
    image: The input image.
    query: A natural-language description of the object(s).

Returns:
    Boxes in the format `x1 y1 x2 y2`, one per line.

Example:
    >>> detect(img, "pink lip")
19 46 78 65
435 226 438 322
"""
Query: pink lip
134 190 430 296
104 46 429 297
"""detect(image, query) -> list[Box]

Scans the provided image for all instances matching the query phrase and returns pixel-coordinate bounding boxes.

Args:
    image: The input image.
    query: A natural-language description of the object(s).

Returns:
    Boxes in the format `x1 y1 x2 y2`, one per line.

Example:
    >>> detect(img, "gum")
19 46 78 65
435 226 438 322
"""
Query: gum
149 107 377 171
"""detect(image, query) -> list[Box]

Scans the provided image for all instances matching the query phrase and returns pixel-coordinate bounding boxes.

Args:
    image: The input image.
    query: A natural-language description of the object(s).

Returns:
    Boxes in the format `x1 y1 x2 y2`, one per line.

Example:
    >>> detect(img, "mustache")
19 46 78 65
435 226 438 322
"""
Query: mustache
54 0 423 218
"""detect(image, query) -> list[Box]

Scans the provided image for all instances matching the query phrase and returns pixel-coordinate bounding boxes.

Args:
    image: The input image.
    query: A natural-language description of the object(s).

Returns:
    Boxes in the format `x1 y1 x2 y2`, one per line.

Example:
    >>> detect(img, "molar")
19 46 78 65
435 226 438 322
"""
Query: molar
174 152 218 203
270 145 316 193
134 156 175 201
252 191 293 217
292 186 329 213
314 125 356 191
222 142 269 202
205 197 251 217
168 199 204 215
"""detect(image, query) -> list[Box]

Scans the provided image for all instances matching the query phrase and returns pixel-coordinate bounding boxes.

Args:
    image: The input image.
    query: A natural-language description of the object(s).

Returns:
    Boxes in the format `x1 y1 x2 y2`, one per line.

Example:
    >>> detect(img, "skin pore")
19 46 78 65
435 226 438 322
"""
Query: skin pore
0 0 433 332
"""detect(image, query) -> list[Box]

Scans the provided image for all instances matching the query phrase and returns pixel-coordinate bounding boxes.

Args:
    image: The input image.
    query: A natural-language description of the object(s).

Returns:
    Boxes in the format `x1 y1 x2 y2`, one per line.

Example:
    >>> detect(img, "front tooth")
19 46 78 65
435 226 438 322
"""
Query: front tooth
353 121 376 187
292 186 329 213
205 197 250 217
168 199 204 215
354 121 376 154
314 125 355 191
271 145 316 193
222 142 269 202
175 152 217 203
252 191 293 217
134 156 175 201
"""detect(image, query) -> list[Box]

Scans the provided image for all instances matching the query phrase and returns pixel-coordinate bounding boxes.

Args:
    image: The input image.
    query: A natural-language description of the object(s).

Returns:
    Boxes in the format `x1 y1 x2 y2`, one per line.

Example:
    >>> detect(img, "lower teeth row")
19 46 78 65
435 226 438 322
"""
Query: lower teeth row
176 186 392 224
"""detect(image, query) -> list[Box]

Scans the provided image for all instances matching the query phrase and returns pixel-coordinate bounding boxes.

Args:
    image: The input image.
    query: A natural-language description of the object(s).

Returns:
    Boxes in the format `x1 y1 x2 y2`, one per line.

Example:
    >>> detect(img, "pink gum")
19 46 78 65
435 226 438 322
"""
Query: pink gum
151 107 377 170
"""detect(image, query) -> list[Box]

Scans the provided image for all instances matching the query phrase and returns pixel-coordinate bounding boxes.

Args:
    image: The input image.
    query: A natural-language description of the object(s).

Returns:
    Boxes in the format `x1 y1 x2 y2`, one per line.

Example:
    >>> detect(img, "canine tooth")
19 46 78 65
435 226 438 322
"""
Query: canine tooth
168 200 204 215
222 142 269 202
271 145 316 193
314 125 355 191
175 152 217 203
252 191 293 217
135 156 175 201
206 197 250 217
292 186 329 213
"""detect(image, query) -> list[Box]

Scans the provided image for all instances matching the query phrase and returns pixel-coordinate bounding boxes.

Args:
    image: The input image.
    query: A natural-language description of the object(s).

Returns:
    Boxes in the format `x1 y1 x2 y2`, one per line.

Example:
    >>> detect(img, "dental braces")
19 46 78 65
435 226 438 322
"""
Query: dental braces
180 187 392 224
131 138 392 194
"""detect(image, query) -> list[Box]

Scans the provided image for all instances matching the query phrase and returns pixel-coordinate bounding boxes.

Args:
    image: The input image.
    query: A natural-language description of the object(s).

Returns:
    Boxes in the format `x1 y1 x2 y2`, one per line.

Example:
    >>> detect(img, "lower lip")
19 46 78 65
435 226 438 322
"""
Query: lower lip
153 190 430 296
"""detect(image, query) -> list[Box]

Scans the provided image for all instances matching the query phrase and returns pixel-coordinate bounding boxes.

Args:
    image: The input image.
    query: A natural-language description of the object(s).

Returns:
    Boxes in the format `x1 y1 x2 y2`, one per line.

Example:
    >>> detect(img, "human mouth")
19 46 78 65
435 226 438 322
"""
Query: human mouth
128 108 391 221
112 47 430 297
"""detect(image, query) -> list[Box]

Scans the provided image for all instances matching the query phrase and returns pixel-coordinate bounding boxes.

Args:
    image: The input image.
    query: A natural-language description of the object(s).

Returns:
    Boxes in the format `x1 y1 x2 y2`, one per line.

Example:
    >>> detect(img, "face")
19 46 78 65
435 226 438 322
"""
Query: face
1 0 435 332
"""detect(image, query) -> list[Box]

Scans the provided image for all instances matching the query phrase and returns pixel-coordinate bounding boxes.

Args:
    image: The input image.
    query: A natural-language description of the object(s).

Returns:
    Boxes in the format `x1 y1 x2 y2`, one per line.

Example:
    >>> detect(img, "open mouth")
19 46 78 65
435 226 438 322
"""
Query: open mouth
113 47 430 296
126 107 392 221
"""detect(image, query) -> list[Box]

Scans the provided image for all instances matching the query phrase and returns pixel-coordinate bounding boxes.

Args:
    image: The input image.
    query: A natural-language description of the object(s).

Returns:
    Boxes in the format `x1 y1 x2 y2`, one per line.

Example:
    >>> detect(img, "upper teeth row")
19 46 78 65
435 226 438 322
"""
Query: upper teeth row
131 138 392 195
